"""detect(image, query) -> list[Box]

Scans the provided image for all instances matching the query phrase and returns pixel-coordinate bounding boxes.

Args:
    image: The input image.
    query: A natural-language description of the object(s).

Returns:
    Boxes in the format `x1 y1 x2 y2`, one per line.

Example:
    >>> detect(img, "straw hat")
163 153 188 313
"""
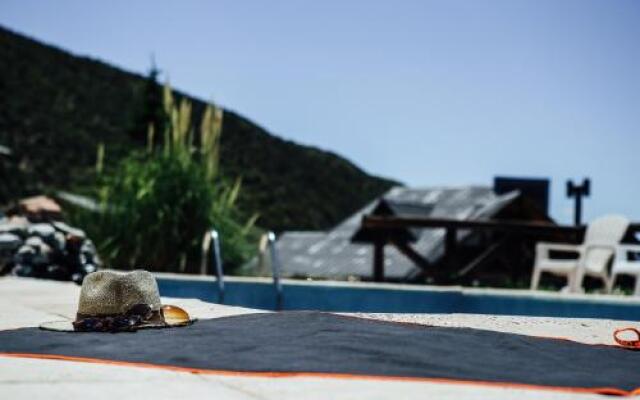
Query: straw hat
40 270 194 332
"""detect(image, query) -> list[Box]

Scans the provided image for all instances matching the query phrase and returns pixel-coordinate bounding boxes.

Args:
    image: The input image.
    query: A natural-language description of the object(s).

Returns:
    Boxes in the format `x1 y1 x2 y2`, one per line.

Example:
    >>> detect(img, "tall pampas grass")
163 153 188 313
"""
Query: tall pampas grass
71 83 258 273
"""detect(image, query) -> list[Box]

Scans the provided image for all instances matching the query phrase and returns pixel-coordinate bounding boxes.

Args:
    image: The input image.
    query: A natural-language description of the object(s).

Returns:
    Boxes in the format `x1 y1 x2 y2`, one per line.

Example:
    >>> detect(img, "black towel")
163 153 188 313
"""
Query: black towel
0 311 638 396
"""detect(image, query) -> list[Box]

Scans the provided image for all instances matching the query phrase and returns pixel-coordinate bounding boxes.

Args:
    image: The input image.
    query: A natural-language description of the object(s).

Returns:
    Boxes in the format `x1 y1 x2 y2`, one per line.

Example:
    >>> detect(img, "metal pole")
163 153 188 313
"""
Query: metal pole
210 229 225 304
567 178 590 227
574 195 582 226
267 231 283 310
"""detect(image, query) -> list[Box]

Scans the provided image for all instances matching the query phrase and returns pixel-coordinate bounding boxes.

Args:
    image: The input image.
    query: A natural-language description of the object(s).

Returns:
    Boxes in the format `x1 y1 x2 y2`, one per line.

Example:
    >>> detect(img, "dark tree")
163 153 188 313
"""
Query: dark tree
128 59 166 145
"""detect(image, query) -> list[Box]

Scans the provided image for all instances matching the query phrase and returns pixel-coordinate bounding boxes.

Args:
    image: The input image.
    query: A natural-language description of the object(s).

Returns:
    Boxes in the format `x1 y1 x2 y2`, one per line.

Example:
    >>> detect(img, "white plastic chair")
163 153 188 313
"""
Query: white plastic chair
610 244 640 295
530 215 629 293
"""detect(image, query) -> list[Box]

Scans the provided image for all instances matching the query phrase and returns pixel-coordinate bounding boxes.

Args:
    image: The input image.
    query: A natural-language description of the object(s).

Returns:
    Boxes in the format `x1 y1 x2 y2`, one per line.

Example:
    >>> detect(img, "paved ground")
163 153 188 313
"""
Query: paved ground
0 276 636 399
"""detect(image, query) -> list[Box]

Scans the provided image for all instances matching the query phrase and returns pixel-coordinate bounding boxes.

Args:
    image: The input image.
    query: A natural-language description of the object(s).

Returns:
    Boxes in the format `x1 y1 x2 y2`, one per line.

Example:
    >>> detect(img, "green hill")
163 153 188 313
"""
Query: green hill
0 26 397 231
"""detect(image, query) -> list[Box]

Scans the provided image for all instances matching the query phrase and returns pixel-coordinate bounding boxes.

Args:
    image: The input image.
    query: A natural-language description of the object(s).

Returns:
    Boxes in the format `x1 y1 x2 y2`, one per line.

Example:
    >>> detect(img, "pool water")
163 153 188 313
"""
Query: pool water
156 274 640 321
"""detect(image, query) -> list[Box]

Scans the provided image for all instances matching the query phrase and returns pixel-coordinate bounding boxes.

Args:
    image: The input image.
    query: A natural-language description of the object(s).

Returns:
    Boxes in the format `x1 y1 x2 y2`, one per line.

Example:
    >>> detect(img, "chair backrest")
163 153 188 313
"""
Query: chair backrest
582 215 629 273
583 215 630 246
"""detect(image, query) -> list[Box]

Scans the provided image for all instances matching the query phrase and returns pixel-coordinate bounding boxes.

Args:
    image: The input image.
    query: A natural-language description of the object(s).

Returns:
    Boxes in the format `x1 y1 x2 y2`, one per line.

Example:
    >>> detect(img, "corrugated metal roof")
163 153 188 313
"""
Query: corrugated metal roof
275 186 520 280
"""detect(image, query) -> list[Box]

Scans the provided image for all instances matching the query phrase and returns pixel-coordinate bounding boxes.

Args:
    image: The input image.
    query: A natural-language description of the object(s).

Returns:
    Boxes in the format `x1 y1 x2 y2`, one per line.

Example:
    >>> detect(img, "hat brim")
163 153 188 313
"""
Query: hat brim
39 316 194 332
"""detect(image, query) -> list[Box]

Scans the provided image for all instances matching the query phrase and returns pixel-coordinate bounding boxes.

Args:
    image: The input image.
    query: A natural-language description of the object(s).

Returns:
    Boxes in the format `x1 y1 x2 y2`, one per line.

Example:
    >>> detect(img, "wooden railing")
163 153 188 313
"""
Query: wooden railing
355 216 640 282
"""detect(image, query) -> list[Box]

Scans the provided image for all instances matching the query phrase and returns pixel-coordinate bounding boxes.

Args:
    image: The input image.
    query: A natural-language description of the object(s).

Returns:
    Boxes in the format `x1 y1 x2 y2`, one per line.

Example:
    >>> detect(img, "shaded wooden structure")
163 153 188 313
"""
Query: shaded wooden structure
274 182 638 284
354 213 640 284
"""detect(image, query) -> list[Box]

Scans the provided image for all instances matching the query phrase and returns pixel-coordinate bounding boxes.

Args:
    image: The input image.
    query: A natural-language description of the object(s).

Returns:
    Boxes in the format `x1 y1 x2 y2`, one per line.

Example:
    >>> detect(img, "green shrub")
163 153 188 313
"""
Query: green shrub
71 84 258 273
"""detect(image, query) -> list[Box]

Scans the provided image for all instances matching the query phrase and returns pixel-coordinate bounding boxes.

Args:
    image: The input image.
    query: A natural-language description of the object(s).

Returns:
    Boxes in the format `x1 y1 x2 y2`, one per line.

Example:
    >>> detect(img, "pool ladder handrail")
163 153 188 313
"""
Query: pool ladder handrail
202 229 282 309
266 231 284 310
201 228 225 304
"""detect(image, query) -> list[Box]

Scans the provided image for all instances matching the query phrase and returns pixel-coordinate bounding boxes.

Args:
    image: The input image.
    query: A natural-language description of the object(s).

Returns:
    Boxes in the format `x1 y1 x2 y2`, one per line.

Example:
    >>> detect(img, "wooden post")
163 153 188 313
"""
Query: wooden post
444 227 457 271
373 241 385 282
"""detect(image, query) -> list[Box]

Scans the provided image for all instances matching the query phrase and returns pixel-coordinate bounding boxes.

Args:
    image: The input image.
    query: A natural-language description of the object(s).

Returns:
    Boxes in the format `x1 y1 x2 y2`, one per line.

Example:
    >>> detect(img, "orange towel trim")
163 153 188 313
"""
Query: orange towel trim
0 352 636 397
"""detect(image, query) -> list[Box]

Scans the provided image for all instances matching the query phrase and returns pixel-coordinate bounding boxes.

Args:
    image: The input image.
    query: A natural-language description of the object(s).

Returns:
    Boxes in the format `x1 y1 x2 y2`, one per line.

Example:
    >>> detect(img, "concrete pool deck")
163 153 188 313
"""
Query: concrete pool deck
0 276 637 399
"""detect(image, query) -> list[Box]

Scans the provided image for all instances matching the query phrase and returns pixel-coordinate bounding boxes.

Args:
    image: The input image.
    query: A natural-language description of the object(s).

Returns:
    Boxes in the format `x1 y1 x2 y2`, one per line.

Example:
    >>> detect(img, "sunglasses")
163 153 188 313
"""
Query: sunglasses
73 304 190 332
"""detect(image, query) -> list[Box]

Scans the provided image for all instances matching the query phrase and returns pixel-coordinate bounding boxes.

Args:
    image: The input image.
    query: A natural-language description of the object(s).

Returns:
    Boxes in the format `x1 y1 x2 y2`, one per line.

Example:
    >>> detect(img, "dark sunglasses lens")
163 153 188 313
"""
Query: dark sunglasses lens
126 304 153 318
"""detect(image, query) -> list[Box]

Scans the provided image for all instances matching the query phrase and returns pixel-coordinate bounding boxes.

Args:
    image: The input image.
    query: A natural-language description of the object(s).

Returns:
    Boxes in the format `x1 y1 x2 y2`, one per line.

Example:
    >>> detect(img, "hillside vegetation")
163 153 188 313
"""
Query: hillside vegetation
0 26 396 231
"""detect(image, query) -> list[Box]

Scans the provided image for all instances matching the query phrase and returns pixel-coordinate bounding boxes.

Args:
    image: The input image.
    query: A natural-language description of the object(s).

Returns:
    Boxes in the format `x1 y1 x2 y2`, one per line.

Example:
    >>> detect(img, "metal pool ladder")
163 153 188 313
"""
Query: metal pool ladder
202 229 283 309
201 229 225 304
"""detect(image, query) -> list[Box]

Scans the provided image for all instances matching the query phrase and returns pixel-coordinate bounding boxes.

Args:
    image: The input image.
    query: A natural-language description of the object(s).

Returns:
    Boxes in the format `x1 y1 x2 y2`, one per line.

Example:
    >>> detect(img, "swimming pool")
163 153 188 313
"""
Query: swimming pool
156 273 640 321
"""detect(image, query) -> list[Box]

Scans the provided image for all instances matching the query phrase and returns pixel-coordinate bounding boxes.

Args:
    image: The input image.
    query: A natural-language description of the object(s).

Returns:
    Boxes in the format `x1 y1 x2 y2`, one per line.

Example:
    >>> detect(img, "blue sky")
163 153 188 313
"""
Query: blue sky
1 0 639 224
